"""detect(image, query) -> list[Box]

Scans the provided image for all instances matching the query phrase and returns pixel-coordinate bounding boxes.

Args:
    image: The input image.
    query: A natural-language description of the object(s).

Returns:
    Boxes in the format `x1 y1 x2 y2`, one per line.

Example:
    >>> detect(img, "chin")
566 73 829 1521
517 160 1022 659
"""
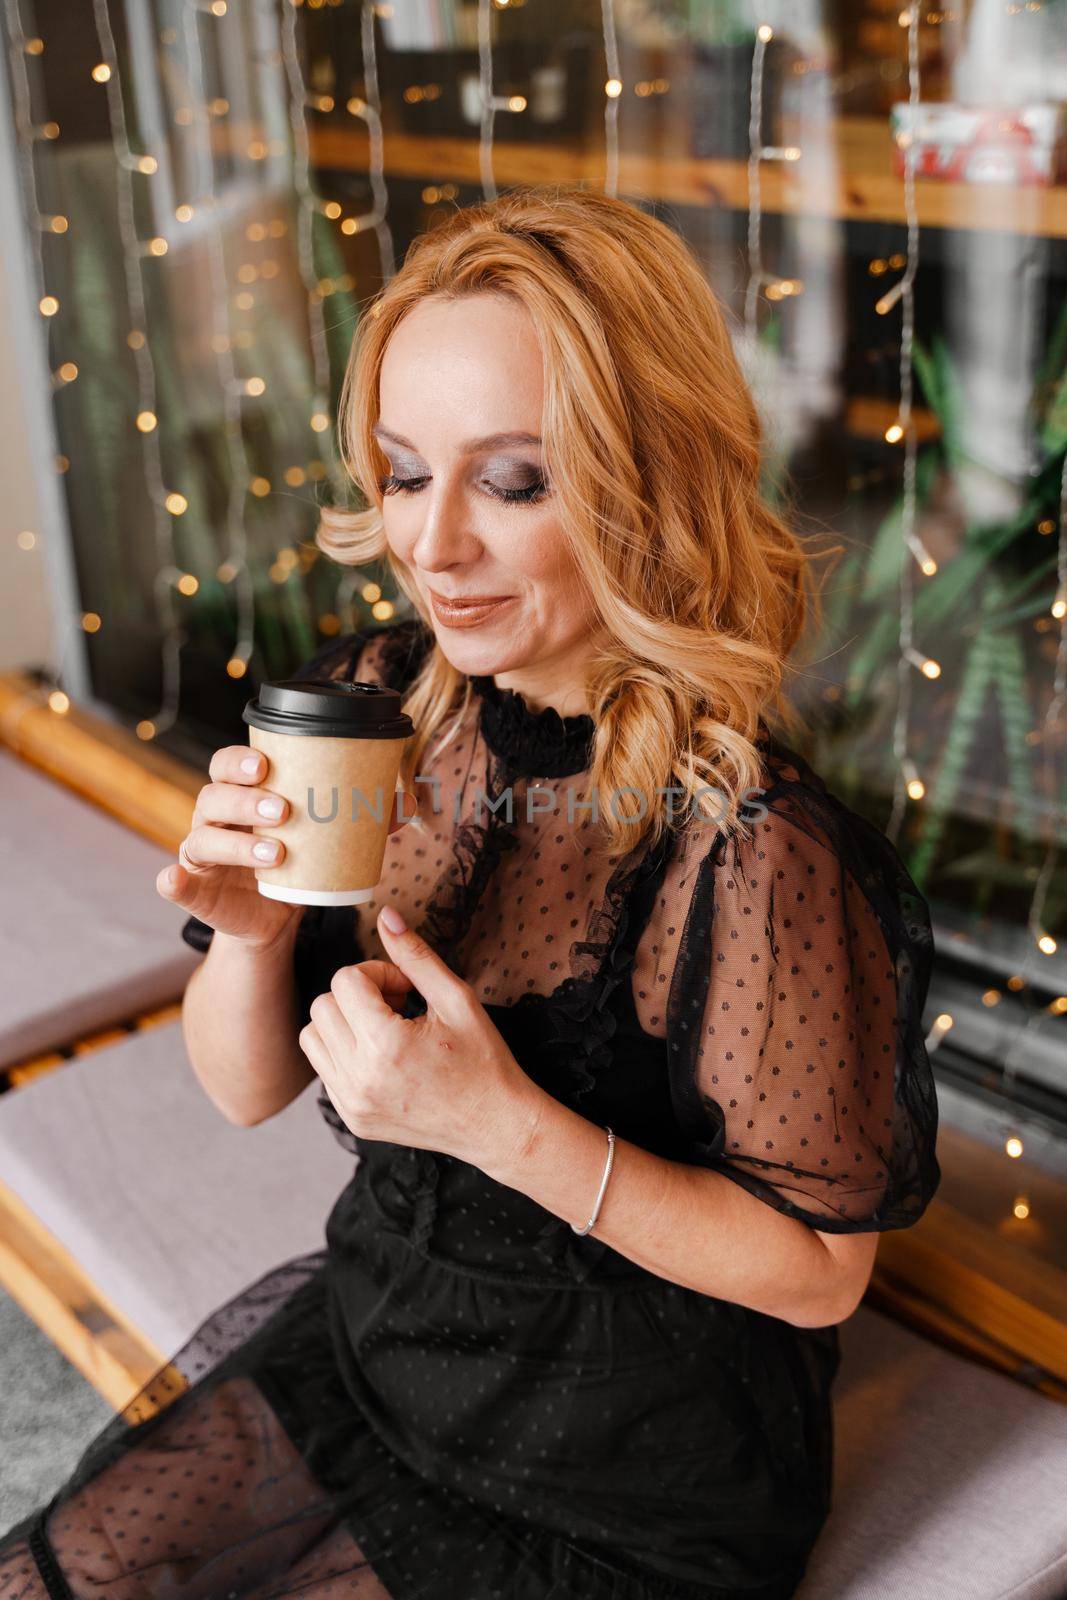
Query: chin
423 608 528 665
435 638 522 675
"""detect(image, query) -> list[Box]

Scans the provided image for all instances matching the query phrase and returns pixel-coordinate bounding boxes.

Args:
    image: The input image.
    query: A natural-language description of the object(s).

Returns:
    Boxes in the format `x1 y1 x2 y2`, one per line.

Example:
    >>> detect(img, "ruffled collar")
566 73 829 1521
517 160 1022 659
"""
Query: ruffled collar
471 673 595 779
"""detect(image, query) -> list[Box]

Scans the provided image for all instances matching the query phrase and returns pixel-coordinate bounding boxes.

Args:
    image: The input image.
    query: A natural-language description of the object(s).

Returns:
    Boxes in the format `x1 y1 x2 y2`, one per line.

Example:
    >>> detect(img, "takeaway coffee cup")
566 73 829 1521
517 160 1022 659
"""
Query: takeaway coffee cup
241 678 414 907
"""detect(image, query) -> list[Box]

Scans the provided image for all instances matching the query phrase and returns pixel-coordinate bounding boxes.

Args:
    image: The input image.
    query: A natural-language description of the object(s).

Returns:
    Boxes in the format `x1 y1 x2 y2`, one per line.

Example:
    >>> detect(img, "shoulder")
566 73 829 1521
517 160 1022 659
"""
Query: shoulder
724 732 933 975
693 731 888 909
294 615 433 691
690 731 836 886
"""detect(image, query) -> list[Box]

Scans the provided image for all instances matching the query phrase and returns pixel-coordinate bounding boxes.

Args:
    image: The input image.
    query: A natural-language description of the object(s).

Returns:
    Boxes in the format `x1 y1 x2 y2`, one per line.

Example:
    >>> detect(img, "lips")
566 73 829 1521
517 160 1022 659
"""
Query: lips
430 590 511 606
428 590 515 627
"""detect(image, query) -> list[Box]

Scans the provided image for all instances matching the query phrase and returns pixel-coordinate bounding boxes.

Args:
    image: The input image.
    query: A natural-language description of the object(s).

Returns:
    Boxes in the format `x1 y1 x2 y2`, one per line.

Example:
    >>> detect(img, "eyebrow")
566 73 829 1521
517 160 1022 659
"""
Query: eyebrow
372 424 542 453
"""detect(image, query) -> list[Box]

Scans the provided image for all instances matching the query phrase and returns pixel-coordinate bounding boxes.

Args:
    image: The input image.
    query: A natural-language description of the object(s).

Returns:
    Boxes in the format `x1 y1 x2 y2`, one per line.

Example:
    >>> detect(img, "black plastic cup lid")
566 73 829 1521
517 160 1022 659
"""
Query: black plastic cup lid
242 678 414 740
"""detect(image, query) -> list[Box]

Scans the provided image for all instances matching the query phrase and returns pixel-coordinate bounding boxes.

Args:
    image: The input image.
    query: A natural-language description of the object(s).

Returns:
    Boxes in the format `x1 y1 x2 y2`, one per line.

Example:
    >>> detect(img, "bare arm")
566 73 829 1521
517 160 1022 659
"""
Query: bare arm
485 1091 876 1328
181 919 316 1127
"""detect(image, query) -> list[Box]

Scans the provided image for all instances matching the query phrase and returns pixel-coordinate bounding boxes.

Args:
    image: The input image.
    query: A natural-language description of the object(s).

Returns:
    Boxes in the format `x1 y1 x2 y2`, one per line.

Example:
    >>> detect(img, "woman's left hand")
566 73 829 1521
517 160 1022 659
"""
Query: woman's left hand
299 903 545 1173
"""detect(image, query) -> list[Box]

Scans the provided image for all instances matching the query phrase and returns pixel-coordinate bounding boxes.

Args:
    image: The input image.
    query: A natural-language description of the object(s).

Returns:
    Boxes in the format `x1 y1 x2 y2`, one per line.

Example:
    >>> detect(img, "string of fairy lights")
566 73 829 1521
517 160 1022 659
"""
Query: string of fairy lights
877 4 1064 1212
477 0 496 200
91 0 185 738
743 22 800 345
600 0 621 200
740 3 1065 1217
270 0 398 633
6 1 1065 1214
473 0 622 201
332 0 396 633
993 452 1067 1176
884 0 938 848
180 0 257 684
4 0 82 707
9 0 403 718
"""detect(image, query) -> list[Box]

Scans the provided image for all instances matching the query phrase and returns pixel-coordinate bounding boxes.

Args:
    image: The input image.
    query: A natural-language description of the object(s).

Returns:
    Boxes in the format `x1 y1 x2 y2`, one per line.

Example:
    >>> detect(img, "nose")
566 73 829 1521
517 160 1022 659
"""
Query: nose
408 477 484 575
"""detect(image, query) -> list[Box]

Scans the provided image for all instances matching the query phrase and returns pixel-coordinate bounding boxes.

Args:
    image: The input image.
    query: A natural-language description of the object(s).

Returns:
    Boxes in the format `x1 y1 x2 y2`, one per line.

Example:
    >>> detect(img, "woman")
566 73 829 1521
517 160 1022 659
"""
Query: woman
0 185 940 1600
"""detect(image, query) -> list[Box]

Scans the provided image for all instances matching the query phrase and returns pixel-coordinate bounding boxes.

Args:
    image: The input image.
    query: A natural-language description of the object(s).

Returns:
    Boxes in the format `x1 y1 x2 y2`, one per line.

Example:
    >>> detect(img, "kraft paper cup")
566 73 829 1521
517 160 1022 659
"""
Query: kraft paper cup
242 678 414 908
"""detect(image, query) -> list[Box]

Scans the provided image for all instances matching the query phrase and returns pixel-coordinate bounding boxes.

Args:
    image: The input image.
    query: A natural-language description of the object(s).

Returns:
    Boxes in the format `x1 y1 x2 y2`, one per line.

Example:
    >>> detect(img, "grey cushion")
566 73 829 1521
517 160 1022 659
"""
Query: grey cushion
0 1019 355 1354
0 749 199 1068
798 1301 1067 1599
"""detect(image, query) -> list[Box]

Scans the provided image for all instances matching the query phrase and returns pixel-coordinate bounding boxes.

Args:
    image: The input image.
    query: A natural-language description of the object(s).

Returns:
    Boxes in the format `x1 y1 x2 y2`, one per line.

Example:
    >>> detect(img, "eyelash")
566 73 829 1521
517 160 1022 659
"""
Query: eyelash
378 473 548 505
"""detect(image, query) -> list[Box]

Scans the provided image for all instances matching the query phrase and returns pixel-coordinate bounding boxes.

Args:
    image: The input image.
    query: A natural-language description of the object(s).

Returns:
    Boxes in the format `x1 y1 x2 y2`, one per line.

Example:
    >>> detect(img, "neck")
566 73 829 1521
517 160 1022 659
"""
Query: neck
490 645 596 721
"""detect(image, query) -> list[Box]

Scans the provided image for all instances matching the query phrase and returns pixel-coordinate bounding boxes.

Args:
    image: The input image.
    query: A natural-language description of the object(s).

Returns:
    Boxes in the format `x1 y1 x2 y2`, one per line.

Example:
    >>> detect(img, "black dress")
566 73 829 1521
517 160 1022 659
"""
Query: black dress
0 618 941 1600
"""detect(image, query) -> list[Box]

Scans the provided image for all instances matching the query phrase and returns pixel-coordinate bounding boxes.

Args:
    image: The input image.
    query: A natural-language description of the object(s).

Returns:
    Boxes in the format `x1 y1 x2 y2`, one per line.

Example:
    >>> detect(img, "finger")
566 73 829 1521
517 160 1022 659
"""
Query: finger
344 957 413 1012
374 906 469 1024
328 963 404 1039
155 842 209 909
209 745 270 786
192 779 290 832
178 823 287 873
298 1019 335 1081
309 990 356 1062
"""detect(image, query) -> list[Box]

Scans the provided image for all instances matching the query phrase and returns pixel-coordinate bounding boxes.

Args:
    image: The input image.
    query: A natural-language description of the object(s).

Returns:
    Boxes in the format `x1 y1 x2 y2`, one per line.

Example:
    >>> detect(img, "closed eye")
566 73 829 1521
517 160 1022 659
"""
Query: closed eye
378 473 548 505
379 473 429 496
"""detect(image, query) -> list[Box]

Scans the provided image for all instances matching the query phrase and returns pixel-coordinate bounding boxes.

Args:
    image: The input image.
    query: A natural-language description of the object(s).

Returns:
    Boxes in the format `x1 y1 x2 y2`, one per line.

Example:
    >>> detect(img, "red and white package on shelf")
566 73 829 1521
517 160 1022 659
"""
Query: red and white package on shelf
889 101 1067 186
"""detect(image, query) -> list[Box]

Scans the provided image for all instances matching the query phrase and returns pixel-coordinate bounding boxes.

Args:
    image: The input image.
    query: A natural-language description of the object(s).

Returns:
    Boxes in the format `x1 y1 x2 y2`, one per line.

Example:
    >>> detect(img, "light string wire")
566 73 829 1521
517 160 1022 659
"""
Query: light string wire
2 0 49 315
91 0 184 738
180 0 256 678
601 0 620 199
743 23 771 345
333 0 396 629
348 0 394 283
475 1 621 206
3 0 80 704
337 0 394 631
477 0 495 201
994 441 1067 1120
742 21 802 352
279 0 345 505
282 0 395 630
885 1 934 844
880 8 1065 1193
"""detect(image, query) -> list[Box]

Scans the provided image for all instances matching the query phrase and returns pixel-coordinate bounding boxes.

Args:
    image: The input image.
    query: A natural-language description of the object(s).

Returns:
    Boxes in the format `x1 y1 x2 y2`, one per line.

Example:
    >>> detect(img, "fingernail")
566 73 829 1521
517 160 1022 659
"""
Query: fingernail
379 904 406 934
242 754 262 774
257 796 284 818
253 839 280 860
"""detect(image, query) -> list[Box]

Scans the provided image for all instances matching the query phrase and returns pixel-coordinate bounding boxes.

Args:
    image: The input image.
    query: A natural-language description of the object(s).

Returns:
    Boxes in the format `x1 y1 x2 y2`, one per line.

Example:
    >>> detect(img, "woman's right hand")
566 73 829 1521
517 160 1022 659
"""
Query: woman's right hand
156 744 418 954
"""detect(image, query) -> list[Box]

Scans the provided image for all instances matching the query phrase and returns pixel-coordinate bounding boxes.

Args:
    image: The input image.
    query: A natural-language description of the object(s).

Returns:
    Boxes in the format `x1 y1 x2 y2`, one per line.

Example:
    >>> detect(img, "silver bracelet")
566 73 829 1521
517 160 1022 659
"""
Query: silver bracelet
571 1126 615 1235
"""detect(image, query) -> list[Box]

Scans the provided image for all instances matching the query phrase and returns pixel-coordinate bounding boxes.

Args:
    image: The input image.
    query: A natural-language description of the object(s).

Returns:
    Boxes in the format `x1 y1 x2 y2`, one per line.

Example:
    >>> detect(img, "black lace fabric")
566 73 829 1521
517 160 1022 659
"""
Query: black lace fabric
636 749 939 1231
0 618 941 1600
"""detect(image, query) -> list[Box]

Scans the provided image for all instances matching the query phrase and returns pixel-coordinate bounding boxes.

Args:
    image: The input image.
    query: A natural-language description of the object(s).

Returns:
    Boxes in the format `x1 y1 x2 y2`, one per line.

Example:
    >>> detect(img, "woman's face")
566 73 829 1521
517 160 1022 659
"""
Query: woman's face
375 292 598 702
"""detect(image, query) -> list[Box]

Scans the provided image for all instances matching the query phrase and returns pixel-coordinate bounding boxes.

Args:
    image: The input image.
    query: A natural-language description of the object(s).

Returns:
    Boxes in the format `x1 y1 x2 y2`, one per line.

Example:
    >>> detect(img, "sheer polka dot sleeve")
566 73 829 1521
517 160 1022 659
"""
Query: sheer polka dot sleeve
663 767 941 1234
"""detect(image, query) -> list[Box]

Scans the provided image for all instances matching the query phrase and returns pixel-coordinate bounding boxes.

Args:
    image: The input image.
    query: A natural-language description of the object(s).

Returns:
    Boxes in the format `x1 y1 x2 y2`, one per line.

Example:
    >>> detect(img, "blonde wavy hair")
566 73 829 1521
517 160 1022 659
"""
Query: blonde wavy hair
318 184 837 859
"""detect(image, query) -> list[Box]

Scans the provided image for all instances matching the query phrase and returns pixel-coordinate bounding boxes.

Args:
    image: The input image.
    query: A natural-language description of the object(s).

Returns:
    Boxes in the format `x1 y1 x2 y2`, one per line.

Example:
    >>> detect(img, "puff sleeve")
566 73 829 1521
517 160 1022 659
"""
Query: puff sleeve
662 754 941 1233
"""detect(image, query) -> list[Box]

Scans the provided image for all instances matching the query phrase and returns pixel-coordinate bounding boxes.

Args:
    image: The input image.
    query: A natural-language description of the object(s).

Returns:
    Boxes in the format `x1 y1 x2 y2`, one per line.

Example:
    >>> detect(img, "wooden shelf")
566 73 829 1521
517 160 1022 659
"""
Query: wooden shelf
309 116 1067 240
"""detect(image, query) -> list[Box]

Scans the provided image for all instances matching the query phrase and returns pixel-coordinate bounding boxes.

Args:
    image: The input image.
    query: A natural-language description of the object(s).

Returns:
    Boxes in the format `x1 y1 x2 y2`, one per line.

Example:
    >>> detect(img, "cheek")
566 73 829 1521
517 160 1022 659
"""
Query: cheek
508 519 596 632
525 520 589 601
499 509 577 584
381 505 410 558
